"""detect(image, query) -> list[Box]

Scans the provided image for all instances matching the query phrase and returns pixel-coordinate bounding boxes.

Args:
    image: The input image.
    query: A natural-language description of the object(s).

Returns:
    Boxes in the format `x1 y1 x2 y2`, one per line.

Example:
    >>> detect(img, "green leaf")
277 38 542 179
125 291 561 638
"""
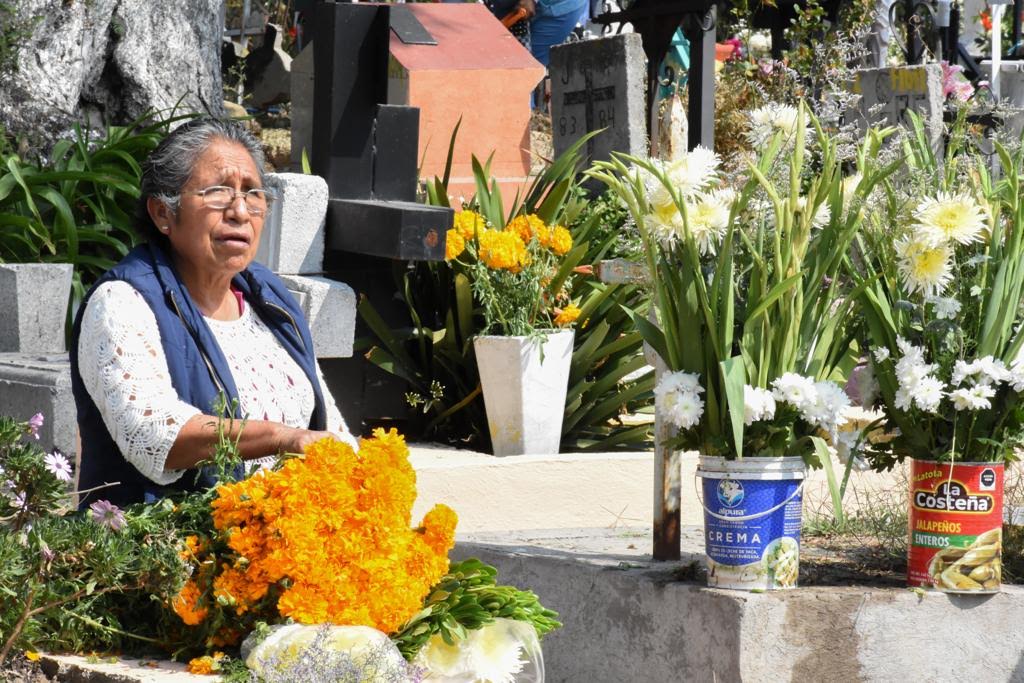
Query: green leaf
810 435 845 525
720 357 746 458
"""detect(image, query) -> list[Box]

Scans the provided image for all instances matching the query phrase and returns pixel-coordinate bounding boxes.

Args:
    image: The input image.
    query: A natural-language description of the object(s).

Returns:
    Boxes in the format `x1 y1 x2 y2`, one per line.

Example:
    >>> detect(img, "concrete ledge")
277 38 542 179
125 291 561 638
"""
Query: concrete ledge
0 353 75 458
38 653 205 682
410 444 903 534
454 528 1024 683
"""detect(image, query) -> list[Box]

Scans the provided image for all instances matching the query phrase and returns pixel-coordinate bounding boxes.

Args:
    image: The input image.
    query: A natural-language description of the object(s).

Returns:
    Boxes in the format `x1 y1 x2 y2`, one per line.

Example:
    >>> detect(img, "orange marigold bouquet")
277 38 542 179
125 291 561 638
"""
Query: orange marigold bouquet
446 208 580 336
171 429 457 649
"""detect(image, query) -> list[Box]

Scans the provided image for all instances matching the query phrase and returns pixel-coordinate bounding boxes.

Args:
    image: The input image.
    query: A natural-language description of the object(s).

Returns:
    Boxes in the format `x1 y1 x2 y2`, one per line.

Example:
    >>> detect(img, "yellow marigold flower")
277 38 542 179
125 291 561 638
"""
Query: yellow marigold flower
445 229 465 260
453 210 484 239
186 652 224 675
554 304 582 326
172 580 208 626
207 429 456 635
25 651 40 662
549 225 572 255
478 229 528 271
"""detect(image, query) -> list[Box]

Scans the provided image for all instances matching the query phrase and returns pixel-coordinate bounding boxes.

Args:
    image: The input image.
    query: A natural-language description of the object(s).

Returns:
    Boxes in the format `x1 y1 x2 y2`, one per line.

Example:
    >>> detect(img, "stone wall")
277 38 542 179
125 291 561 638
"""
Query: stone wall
0 0 224 150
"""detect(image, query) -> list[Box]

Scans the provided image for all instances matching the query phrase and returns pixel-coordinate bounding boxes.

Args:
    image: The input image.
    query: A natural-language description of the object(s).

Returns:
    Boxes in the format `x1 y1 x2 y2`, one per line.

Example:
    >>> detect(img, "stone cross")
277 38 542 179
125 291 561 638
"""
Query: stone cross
549 34 647 167
848 64 944 152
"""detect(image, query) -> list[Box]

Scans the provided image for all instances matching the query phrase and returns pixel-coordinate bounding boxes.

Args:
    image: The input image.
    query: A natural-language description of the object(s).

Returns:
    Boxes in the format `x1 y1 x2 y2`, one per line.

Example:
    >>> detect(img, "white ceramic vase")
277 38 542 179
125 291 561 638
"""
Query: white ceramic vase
473 330 574 456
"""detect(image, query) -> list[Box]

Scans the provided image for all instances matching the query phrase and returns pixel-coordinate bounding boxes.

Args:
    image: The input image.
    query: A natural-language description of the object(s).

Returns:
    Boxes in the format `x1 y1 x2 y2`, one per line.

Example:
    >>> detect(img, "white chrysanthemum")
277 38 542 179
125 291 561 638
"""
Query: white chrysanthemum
950 384 996 411
872 347 891 363
743 385 777 426
895 236 953 297
666 146 720 198
655 371 705 430
914 191 988 246
645 205 684 246
951 356 1009 387
927 296 961 320
415 632 470 678
771 373 817 410
794 196 831 229
891 338 945 413
686 190 732 255
745 104 805 149
914 376 946 414
465 620 529 683
802 380 850 431
1008 359 1024 392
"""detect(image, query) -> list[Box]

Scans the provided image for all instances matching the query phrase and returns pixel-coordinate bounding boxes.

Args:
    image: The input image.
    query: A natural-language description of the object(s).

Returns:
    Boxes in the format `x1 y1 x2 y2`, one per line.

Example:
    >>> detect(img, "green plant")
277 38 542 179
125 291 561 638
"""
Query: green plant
590 105 900 522
0 112 192 323
360 126 653 451
852 111 1024 467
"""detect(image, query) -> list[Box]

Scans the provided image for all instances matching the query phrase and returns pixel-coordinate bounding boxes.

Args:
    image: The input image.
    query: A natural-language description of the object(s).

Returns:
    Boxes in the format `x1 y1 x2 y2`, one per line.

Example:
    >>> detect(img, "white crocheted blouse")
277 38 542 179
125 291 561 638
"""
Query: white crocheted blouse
77 280 356 485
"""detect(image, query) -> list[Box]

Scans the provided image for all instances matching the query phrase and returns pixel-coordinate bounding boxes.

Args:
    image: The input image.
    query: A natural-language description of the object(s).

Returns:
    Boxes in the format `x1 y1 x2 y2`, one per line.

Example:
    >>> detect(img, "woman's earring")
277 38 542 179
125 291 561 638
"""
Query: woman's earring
160 225 169 233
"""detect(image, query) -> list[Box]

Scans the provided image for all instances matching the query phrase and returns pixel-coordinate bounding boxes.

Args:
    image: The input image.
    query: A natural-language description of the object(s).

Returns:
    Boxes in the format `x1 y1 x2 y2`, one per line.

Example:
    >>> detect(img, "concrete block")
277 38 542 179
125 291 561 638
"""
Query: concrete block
456 529 1024 682
256 172 328 275
0 353 76 460
0 263 73 353
279 274 356 359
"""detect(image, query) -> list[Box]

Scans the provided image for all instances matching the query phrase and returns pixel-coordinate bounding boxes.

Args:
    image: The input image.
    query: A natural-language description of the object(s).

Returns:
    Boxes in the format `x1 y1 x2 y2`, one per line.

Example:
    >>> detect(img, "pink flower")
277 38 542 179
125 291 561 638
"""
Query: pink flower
89 500 126 531
941 60 974 102
44 450 72 483
26 413 43 440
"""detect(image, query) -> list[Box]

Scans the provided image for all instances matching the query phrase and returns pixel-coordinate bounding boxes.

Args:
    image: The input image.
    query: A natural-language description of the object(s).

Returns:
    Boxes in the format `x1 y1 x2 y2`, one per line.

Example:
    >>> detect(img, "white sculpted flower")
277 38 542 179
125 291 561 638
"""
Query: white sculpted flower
464 619 531 683
686 190 732 255
895 236 953 297
927 296 961 320
666 146 720 198
872 346 891 363
745 104 806 150
743 385 777 425
914 191 987 246
950 384 996 411
655 371 705 430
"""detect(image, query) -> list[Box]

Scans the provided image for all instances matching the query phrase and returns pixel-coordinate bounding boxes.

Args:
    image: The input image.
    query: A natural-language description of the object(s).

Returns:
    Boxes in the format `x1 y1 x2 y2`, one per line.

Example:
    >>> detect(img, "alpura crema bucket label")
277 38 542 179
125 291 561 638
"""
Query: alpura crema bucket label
700 474 803 590
908 459 1003 592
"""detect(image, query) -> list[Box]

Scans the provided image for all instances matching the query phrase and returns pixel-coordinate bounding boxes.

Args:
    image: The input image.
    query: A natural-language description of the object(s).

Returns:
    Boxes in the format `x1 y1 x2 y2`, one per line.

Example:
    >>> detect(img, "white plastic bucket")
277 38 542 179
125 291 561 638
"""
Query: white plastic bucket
696 455 806 590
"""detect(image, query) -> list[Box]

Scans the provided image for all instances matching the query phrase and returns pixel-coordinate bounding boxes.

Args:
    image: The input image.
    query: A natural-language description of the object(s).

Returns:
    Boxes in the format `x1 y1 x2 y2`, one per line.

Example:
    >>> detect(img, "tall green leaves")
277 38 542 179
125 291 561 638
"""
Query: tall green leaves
591 104 893 459
0 112 191 318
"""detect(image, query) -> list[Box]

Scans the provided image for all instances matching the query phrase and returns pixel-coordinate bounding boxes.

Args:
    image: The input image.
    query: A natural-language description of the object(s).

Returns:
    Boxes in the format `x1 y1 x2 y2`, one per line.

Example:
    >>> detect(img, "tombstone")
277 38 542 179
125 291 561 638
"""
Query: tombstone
848 64 944 151
312 1 455 428
549 34 648 166
386 4 543 200
246 24 293 109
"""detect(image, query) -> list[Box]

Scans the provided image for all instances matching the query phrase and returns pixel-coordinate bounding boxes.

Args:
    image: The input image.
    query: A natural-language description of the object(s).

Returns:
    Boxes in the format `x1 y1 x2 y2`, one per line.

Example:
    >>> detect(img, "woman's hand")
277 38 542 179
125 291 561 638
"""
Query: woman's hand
276 426 339 456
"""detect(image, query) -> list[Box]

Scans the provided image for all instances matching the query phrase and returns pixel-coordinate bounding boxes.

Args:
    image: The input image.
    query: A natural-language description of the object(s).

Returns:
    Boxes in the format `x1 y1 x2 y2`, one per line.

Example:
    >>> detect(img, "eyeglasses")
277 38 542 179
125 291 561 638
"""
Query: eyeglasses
188 185 276 216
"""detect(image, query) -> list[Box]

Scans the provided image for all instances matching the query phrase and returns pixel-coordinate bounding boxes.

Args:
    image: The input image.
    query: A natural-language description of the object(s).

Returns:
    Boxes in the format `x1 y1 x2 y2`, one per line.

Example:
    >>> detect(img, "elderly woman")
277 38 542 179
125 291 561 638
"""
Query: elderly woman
71 118 356 507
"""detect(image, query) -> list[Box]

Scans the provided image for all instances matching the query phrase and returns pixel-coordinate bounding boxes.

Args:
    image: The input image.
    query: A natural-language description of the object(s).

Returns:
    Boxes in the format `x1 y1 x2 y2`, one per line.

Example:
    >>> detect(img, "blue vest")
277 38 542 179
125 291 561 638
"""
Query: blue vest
70 242 326 508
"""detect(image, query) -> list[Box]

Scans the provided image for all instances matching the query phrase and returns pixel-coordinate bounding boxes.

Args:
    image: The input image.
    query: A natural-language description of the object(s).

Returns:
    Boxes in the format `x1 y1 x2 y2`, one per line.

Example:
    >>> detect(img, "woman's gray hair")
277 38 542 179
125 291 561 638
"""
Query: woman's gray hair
136 118 267 243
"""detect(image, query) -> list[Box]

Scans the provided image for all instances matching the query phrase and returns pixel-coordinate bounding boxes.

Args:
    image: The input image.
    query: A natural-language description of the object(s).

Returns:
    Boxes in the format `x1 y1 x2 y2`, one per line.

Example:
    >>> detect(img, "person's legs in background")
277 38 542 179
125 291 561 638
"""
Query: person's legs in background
529 0 588 109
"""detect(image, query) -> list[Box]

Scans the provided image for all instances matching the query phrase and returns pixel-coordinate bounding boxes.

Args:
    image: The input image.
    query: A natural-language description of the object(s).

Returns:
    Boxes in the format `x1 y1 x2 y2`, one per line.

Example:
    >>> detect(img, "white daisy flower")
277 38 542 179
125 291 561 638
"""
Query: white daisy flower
895 236 953 297
771 373 817 410
872 347 891 363
914 191 988 246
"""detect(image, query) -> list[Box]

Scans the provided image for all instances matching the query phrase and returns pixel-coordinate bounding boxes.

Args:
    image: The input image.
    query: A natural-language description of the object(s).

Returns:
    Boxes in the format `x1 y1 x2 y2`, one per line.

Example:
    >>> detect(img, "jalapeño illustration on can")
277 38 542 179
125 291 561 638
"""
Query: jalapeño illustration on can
907 459 1003 593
